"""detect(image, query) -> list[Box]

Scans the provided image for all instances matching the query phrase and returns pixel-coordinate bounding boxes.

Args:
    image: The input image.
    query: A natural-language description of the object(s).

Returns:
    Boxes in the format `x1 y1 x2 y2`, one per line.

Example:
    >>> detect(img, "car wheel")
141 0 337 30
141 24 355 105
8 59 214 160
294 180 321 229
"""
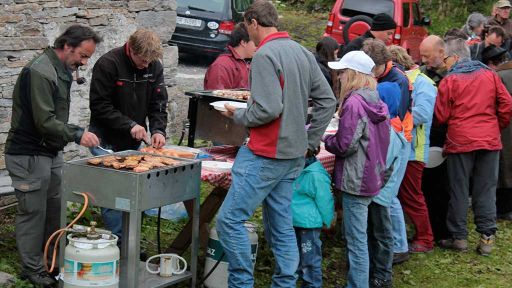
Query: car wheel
342 15 373 44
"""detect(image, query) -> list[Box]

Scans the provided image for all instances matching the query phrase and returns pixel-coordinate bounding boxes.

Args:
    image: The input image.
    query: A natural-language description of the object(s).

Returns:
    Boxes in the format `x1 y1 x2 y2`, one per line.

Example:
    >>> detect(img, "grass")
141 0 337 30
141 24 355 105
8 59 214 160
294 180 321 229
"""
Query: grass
275 1 329 51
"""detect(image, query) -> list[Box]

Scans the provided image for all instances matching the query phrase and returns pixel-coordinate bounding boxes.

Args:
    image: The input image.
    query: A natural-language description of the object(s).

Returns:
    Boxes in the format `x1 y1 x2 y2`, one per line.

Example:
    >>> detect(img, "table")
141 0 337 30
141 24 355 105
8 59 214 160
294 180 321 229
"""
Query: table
165 145 335 255
185 90 247 146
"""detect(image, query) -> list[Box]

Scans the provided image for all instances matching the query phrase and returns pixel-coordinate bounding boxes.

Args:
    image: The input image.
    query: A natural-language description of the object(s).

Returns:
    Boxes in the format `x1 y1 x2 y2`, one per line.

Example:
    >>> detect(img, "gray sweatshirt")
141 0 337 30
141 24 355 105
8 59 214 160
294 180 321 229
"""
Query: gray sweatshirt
234 32 336 159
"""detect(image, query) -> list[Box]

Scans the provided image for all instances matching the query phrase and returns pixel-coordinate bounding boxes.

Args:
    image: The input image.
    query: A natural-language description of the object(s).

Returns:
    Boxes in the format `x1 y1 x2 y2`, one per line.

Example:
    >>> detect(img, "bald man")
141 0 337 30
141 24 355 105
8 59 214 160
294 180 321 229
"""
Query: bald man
420 35 448 85
419 35 451 243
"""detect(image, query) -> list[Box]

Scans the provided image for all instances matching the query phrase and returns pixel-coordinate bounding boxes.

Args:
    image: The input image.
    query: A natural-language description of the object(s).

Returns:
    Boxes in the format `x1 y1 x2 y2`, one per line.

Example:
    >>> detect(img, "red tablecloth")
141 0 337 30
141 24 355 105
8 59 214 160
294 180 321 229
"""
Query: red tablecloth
200 146 335 190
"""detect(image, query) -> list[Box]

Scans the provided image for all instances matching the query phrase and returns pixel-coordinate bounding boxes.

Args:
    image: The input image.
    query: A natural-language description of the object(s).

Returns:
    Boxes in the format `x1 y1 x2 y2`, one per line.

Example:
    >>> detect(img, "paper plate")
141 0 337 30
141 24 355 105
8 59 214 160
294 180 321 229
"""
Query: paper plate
324 117 339 135
201 161 233 172
425 147 446 168
210 101 247 112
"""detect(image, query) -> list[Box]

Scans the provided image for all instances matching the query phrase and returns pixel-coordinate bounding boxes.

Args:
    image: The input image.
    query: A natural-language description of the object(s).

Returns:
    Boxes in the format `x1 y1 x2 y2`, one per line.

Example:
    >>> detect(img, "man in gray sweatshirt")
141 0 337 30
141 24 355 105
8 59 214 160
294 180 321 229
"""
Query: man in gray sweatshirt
216 1 336 287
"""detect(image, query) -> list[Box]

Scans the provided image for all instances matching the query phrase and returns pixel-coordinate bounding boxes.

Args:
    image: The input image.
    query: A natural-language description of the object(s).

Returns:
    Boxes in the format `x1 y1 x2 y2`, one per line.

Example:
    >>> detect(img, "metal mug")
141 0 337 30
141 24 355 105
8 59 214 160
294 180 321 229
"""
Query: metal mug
146 253 187 277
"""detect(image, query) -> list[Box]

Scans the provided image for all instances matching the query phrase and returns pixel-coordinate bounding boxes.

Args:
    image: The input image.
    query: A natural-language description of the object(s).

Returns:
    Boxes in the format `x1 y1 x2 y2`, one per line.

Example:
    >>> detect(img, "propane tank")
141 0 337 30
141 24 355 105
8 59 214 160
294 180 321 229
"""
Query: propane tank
62 221 120 288
203 222 258 288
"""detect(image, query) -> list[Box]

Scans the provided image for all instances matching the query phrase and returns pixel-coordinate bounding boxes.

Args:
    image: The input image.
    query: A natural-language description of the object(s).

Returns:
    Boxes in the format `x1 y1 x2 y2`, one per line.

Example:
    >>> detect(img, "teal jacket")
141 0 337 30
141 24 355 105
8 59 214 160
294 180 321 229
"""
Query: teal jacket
292 160 334 228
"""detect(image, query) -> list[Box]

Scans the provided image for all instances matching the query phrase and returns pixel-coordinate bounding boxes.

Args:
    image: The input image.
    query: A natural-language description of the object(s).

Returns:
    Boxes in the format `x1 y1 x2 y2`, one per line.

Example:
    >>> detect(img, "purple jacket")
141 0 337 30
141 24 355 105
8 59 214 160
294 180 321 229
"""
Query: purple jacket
324 88 390 197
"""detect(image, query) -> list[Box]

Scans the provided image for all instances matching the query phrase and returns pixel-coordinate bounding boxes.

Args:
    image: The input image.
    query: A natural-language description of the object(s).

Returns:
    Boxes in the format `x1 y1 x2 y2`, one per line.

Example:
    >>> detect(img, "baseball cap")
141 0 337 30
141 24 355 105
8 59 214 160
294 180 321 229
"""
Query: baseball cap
328 51 375 75
496 0 511 8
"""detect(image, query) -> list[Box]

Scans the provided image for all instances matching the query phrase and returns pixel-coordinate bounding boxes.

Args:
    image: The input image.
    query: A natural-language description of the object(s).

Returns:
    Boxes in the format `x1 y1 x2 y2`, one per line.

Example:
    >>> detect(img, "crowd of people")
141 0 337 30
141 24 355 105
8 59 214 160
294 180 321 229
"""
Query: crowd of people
207 0 512 288
6 0 512 287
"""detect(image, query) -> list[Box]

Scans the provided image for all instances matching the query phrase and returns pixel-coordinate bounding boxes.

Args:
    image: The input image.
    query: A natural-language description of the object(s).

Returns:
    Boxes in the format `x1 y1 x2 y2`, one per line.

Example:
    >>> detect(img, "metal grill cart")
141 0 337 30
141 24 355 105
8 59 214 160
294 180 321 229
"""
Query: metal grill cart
59 151 201 288
185 90 248 147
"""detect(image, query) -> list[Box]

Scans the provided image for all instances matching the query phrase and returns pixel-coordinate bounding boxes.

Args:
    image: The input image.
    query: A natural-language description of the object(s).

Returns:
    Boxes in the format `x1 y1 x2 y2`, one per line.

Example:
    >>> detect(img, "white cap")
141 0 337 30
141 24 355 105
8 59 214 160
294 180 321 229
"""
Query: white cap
328 51 375 75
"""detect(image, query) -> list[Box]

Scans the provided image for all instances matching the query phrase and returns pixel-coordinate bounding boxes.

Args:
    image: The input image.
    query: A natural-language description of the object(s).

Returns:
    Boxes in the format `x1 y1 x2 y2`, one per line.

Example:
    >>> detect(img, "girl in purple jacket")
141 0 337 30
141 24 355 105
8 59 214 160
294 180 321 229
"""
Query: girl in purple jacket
325 51 390 288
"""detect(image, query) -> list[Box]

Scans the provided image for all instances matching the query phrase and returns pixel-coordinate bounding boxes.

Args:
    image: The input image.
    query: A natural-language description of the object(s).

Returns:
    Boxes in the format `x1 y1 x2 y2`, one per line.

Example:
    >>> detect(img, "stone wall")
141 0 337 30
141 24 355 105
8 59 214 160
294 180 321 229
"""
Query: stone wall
0 0 178 168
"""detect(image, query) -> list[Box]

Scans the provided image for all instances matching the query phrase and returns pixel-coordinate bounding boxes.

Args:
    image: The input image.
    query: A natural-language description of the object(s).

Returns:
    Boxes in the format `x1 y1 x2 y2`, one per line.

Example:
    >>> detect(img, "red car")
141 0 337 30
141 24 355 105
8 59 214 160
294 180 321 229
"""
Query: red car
324 0 430 62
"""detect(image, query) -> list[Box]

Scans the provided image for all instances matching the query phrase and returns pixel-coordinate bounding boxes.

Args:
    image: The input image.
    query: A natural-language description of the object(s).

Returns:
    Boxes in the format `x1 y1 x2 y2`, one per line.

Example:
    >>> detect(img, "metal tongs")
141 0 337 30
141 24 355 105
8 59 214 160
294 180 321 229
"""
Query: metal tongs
96 146 114 154
141 135 152 147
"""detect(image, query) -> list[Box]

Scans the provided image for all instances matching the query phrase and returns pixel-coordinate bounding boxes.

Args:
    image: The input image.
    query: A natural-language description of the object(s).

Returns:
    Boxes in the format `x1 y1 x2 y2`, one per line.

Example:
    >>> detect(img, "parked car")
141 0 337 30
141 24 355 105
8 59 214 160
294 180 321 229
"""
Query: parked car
170 0 253 56
324 0 430 62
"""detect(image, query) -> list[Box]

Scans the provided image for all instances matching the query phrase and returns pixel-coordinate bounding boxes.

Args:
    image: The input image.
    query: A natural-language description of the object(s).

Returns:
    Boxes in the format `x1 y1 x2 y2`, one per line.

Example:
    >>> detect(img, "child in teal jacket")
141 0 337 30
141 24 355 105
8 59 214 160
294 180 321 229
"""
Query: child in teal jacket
292 157 334 288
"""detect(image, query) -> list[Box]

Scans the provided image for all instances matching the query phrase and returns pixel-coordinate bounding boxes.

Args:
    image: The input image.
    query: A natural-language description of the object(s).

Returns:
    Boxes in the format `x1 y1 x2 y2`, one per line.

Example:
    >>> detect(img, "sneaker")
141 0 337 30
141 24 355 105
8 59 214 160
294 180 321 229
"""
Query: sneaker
408 242 434 253
20 271 56 287
370 277 393 288
476 234 495 256
392 252 409 265
439 238 468 252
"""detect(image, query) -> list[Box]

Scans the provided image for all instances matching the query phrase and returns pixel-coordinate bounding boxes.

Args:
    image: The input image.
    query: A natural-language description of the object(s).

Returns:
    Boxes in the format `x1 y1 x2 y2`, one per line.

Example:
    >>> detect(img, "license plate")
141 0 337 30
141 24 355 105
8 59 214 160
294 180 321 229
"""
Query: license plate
177 16 202 27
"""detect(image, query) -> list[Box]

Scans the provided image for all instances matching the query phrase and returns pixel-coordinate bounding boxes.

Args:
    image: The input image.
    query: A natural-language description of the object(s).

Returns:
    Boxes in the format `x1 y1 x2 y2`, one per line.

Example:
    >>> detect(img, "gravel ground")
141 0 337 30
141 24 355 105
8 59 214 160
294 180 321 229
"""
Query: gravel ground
166 52 213 141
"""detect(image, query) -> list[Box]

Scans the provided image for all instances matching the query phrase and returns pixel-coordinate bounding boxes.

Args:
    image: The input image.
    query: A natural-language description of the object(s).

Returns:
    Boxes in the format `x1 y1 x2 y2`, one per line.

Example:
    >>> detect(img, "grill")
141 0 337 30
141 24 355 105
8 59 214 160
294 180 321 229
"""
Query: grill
59 151 201 288
186 90 248 147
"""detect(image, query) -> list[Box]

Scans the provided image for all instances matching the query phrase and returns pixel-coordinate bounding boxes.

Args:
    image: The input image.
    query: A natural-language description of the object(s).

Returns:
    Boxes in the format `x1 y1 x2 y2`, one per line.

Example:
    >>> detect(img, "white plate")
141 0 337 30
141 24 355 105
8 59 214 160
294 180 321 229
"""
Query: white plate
426 147 446 168
324 117 338 135
201 161 233 172
210 101 247 112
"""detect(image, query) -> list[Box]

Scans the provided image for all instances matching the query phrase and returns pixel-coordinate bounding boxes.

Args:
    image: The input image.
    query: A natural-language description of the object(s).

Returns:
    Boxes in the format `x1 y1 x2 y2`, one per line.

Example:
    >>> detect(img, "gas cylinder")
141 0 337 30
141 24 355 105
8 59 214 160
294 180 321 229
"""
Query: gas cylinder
62 222 120 288
203 222 258 288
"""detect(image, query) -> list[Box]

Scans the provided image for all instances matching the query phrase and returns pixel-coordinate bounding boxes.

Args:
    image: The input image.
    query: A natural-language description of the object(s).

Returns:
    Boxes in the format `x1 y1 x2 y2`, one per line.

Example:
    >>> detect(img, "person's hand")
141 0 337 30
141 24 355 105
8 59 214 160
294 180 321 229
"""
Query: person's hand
151 133 166 148
220 104 237 118
130 124 148 141
80 131 100 148
305 147 320 158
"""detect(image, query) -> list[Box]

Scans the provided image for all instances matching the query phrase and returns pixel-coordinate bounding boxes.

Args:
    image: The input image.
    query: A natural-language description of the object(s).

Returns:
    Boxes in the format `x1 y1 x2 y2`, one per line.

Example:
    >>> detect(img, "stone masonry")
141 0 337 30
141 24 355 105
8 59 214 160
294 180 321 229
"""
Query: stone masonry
0 0 179 169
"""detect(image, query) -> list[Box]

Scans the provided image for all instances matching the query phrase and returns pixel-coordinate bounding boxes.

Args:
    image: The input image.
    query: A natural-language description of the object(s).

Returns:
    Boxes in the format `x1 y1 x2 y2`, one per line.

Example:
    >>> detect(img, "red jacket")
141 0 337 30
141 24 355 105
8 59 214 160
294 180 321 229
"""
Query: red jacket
435 61 512 154
203 46 250 90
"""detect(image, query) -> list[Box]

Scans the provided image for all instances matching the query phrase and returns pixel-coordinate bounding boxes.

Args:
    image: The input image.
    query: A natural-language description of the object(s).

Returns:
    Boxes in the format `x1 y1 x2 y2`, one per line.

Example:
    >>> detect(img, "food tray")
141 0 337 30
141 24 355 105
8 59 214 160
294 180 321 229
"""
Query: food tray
81 151 195 174
184 89 249 102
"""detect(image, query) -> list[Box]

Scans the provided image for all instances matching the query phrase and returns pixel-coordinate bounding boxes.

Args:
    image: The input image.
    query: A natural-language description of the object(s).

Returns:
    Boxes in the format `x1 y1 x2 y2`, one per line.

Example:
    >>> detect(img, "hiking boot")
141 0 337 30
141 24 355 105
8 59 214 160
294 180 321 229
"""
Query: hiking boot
476 234 495 256
20 271 56 287
439 238 468 252
392 252 409 265
370 277 393 288
408 242 434 254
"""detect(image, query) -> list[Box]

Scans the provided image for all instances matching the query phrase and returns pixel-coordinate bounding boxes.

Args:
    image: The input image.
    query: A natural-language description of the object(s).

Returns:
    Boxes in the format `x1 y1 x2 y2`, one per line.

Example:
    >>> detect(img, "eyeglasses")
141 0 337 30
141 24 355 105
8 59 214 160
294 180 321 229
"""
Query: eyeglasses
443 55 453 64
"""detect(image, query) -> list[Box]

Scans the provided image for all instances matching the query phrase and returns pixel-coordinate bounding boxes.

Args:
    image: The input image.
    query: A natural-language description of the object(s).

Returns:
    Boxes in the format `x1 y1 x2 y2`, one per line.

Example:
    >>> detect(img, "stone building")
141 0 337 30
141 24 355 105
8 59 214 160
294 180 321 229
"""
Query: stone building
0 0 179 169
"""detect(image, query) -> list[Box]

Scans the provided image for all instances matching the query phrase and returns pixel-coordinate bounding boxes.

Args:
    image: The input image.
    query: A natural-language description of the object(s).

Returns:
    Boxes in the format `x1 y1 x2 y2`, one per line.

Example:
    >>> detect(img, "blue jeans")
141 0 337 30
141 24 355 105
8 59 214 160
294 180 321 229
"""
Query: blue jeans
342 192 372 288
368 202 393 283
390 197 408 253
89 145 123 238
295 228 322 288
216 146 304 288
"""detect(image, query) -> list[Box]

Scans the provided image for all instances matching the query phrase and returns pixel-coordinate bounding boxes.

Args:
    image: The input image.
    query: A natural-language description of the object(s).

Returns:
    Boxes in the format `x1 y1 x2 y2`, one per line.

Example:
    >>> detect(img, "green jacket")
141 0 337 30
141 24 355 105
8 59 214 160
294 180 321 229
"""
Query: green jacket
292 160 334 228
6 48 83 156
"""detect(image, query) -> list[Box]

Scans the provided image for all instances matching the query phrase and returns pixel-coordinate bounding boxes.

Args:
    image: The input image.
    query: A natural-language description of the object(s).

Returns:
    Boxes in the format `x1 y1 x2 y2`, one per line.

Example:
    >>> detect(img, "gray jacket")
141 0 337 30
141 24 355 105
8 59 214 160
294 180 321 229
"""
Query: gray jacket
234 32 336 159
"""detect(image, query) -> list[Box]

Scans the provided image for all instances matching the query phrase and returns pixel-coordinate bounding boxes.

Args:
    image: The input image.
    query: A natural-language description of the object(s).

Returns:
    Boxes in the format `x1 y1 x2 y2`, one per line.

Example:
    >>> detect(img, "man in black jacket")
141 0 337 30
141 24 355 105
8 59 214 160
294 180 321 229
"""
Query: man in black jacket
5 25 101 287
89 28 168 237
340 13 397 58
